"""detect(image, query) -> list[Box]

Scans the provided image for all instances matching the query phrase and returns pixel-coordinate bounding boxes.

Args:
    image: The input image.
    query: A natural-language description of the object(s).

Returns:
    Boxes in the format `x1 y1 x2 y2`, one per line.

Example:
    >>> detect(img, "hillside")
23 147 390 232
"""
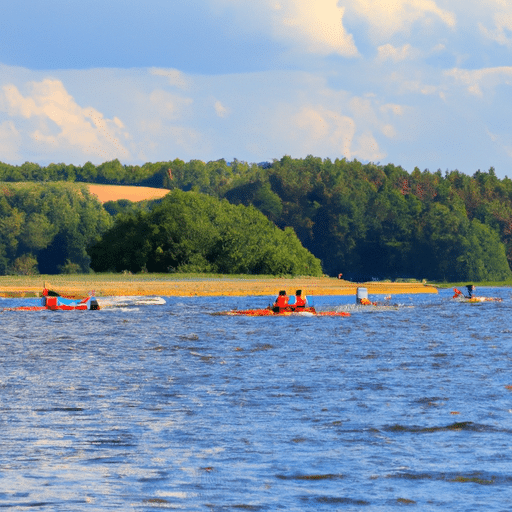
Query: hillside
2 157 512 281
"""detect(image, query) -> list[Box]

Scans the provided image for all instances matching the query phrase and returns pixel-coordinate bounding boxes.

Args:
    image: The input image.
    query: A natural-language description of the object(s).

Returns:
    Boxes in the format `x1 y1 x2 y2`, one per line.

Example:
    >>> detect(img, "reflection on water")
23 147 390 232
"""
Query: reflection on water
1 288 512 510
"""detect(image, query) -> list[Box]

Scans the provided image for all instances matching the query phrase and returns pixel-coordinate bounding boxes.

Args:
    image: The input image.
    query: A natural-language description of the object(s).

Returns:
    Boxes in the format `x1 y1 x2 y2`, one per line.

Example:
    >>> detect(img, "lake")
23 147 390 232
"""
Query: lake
1 288 511 511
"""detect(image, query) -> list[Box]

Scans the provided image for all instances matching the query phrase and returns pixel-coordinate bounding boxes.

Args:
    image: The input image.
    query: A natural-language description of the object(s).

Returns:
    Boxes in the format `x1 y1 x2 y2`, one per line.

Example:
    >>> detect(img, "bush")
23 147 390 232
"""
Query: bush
8 254 39 275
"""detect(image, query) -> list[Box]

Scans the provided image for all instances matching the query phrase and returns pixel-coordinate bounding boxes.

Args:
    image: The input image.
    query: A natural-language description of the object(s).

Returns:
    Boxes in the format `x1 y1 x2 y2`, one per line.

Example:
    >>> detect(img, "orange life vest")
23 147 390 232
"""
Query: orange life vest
275 295 289 308
294 295 306 308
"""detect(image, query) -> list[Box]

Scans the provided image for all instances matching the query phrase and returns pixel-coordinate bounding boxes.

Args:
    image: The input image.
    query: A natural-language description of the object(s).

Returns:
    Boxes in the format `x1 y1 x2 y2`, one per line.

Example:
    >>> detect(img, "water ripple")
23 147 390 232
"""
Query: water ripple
1 290 512 510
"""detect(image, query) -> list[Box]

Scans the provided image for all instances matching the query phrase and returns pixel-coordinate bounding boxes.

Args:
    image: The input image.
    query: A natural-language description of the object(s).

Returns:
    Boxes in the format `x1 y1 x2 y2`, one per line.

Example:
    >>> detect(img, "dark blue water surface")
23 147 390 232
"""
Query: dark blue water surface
1 288 512 511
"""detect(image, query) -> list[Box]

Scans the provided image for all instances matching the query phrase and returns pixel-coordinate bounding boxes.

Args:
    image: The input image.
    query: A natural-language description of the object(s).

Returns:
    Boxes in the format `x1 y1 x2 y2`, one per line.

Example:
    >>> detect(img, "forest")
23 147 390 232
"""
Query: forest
88 190 322 276
0 182 112 275
1 156 512 281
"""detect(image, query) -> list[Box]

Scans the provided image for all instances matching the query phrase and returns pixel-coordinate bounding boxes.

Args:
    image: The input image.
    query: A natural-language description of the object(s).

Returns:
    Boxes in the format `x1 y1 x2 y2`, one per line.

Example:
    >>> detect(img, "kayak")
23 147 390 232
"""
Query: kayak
217 307 350 317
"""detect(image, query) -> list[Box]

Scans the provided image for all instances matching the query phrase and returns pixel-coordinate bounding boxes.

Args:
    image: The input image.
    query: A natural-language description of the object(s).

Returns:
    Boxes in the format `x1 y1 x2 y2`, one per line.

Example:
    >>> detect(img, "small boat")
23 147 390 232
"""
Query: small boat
453 286 502 303
217 306 350 317
218 289 350 317
3 288 99 311
3 288 167 312
42 288 100 310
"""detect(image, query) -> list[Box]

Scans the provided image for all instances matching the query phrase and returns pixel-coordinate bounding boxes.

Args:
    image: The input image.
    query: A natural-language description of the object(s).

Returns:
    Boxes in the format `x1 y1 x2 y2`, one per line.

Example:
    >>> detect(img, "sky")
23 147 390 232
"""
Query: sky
1 0 512 178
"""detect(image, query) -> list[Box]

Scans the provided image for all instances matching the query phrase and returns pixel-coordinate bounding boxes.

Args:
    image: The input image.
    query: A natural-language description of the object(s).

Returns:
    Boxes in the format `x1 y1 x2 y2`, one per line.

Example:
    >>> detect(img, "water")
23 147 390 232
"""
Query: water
1 288 512 511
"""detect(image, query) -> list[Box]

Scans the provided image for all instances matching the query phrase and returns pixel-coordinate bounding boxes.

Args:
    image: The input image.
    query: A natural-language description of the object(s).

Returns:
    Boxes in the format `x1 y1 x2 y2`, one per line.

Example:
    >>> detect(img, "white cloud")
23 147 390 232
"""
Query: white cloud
273 0 359 56
214 100 229 118
479 12 512 47
1 79 130 163
380 103 405 116
210 0 359 56
150 68 189 89
445 66 512 96
377 43 416 62
388 71 444 98
149 89 193 120
353 131 386 161
292 105 357 157
133 88 202 158
290 103 390 161
0 120 21 161
349 96 379 125
351 0 456 38
208 0 459 59
382 124 396 138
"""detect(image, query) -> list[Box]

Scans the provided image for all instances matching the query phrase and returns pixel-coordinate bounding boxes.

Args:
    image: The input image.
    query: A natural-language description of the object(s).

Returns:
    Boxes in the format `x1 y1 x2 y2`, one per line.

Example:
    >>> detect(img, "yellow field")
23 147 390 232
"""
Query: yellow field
0 274 438 298
0 182 170 204
87 184 170 203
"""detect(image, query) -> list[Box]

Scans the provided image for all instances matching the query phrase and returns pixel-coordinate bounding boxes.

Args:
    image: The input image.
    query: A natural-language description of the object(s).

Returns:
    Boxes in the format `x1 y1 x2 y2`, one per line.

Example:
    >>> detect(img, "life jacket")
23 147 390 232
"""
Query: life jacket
275 295 289 308
453 288 463 298
294 295 306 308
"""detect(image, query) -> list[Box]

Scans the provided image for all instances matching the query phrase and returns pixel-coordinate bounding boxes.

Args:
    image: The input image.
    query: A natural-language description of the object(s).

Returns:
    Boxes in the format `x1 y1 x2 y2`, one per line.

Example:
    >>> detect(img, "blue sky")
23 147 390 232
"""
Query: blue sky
1 0 512 178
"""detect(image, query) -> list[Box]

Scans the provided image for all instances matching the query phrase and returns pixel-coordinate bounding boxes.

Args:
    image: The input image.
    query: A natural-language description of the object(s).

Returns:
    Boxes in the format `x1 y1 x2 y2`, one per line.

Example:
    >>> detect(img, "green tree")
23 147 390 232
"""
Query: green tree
456 219 511 281
20 213 57 251
8 253 39 275
0 183 112 275
88 190 322 275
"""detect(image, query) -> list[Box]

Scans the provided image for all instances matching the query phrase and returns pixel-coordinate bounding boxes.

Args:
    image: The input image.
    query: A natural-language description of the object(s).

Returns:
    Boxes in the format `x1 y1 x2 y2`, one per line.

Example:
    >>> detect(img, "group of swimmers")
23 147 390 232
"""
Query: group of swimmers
272 289 308 312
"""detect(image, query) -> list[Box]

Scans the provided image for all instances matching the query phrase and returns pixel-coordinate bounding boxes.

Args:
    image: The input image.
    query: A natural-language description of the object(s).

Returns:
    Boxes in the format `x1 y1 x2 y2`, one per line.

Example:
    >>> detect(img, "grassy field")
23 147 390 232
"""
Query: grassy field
0 273 439 298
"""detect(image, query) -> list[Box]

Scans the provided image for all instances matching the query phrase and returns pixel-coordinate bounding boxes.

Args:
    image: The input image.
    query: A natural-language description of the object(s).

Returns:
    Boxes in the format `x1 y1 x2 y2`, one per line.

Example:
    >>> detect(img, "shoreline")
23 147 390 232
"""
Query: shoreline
0 275 438 298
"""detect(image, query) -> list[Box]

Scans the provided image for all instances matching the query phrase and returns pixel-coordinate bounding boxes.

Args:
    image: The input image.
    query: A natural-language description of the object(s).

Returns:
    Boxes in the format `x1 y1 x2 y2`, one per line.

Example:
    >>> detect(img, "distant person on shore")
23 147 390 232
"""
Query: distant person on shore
273 290 289 312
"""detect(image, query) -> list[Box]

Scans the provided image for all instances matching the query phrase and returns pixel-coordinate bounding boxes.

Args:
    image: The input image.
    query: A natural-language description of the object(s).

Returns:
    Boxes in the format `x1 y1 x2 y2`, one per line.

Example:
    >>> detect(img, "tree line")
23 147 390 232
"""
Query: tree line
0 181 321 277
2 156 512 281
220 157 512 282
0 182 112 275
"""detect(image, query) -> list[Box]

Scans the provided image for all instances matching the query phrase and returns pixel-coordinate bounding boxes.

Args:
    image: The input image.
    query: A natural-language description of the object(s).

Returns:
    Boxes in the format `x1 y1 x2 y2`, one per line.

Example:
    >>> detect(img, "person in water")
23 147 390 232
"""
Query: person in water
466 284 475 298
292 289 307 310
273 290 289 312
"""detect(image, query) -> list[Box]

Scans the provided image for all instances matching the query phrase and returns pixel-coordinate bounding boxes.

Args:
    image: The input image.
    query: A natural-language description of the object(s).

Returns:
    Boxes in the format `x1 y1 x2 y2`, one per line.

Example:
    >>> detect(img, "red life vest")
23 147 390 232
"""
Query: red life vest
294 295 306 308
275 295 289 308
